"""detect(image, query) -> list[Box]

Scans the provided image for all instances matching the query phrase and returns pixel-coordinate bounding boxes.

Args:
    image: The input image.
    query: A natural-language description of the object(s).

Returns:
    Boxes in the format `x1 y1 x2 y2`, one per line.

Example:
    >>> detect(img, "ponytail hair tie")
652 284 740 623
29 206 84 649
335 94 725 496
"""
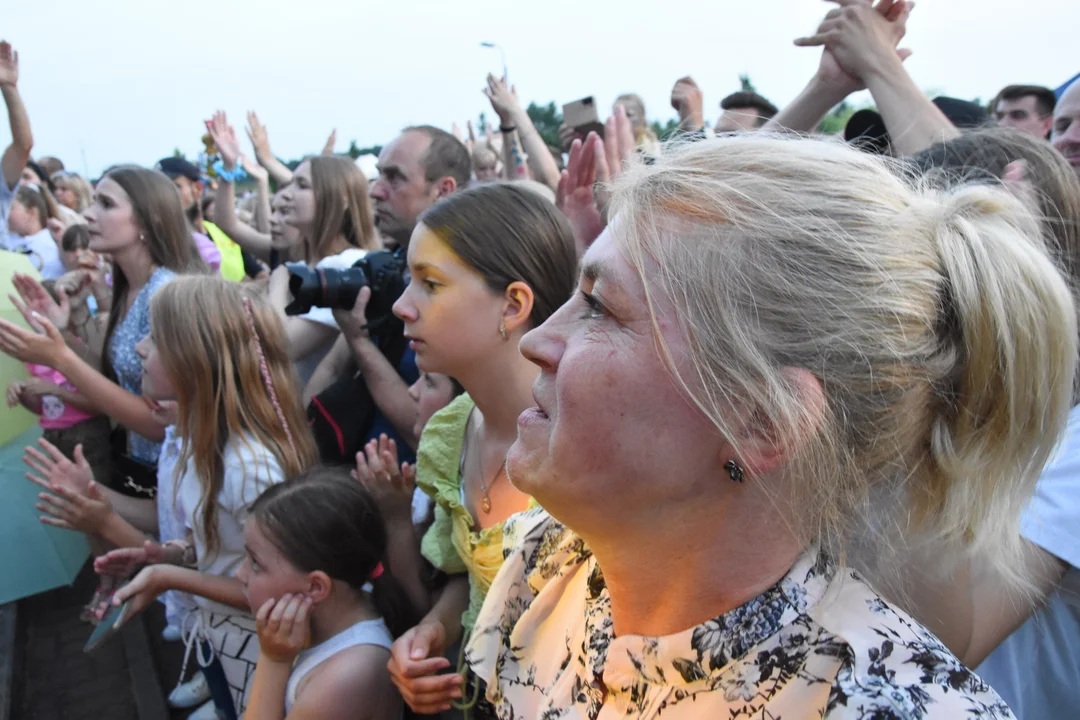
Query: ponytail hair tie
369 562 384 580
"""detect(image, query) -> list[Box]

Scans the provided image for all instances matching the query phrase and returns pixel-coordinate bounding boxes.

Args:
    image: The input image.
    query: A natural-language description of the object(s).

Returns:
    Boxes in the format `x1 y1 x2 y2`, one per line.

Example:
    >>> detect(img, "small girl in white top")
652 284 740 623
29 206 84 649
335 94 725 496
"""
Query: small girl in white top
105 276 319 717
239 467 411 720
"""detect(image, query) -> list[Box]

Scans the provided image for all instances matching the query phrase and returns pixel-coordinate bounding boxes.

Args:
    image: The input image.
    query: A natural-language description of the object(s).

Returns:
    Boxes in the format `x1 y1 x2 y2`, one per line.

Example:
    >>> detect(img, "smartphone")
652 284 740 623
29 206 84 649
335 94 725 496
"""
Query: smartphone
562 96 605 138
83 598 133 653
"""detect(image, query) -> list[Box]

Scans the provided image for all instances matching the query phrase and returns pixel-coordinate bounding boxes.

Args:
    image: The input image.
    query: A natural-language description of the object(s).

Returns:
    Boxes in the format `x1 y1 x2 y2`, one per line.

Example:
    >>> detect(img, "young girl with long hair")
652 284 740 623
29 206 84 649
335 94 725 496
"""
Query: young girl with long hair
81 276 320 717
265 153 382 381
5 166 206 620
383 182 577 714
239 467 411 719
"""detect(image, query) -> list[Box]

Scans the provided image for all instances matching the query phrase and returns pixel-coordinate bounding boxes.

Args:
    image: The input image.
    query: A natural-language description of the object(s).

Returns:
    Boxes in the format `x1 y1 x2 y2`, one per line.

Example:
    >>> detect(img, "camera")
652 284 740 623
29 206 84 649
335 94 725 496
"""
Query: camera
284 250 407 332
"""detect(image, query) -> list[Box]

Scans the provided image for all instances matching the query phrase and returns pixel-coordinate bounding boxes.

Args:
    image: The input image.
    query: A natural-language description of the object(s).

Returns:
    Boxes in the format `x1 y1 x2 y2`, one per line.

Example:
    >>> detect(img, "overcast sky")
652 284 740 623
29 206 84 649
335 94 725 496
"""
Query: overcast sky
3 0 1076 178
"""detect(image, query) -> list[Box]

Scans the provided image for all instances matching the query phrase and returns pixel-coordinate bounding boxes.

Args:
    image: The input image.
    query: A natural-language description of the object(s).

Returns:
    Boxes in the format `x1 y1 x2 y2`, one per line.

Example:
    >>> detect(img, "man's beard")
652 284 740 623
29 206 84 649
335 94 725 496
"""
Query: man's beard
186 202 200 226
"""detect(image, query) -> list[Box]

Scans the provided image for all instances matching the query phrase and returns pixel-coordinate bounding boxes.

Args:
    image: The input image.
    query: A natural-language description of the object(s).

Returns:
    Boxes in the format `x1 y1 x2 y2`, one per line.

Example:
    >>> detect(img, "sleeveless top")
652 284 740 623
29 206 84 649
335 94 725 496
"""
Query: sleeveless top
285 617 393 713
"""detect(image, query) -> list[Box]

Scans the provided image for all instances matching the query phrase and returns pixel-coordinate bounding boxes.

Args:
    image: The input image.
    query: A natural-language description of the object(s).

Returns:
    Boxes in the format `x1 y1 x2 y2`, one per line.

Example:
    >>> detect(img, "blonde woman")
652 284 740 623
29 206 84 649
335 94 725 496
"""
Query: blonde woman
52 171 93 212
463 135 1077 718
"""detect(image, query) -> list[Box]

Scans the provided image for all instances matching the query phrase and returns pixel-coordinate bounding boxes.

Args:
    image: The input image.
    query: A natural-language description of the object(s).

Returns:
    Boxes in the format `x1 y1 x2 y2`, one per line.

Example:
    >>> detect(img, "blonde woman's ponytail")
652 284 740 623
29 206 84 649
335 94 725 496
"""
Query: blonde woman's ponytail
917 184 1077 579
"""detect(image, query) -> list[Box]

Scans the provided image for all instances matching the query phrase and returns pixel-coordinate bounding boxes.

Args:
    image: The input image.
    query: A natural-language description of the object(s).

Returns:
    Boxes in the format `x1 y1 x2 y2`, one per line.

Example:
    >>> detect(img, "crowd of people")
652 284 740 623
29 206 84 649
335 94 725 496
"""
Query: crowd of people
1 1 1079 718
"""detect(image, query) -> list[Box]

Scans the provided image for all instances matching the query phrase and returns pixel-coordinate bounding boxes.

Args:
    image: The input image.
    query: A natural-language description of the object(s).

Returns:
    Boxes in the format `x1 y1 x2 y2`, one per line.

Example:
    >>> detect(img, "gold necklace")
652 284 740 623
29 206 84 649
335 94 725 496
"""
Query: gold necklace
478 454 507 514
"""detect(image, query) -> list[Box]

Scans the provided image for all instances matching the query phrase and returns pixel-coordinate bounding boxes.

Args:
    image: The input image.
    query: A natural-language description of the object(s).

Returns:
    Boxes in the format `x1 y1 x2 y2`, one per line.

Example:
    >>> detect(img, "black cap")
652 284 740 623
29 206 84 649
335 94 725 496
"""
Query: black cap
843 97 991 156
156 157 201 182
843 109 891 155
930 96 990 129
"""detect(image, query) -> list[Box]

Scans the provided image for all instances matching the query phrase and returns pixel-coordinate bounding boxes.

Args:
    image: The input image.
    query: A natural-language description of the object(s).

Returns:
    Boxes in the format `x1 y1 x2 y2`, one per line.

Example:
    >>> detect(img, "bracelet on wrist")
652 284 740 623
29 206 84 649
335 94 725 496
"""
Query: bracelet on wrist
213 159 248 184
499 124 517 133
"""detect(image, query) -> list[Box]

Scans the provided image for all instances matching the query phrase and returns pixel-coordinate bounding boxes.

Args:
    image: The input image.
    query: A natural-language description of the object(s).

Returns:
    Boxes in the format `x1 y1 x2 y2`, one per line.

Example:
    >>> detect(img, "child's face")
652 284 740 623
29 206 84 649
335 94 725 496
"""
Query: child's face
408 372 458 439
134 328 176 401
237 519 312 614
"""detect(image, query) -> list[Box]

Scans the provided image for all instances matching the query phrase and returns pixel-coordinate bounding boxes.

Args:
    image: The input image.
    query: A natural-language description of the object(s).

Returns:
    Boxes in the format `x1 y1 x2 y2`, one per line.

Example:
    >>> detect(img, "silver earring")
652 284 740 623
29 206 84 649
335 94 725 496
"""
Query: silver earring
724 459 745 483
499 324 508 340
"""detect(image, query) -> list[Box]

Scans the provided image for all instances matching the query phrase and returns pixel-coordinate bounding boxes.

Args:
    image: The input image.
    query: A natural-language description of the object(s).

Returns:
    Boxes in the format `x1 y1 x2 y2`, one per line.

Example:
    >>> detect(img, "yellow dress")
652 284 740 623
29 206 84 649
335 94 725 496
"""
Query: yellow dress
416 393 539 632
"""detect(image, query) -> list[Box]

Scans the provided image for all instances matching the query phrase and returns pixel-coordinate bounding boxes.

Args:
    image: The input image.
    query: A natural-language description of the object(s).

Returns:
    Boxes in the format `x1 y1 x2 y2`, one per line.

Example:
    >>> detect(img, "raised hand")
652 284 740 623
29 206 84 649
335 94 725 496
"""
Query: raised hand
239 154 269 184
795 0 914 86
354 434 415 521
256 594 313 663
24 439 95 496
0 310 68 366
11 272 70 330
0 41 19 88
208 111 241 170
483 73 522 127
556 133 609 256
671 76 705 130
246 111 273 160
95 540 167 578
321 129 337 156
604 104 636 179
388 621 462 714
36 479 112 533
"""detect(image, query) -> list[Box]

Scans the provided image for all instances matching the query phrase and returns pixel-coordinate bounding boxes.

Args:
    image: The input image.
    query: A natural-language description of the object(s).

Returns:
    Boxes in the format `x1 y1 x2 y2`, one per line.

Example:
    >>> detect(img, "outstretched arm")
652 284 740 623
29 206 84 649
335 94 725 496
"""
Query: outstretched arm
0 41 32 190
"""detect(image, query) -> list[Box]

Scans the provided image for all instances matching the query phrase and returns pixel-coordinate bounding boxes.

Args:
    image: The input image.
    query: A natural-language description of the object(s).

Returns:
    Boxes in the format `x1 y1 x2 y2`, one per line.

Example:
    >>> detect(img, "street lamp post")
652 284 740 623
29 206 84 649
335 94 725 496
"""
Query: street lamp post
480 41 507 83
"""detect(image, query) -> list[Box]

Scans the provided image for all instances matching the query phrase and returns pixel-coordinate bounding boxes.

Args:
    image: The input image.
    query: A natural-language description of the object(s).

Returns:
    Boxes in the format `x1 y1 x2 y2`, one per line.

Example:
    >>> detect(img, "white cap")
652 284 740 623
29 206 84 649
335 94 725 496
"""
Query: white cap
355 154 379 182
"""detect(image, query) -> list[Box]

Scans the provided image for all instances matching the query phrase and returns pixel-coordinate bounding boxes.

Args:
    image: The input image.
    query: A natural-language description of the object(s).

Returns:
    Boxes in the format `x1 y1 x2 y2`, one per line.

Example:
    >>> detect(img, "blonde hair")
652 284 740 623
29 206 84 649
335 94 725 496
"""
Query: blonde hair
611 135 1077 593
614 93 660 152
51 171 93 212
151 276 319 556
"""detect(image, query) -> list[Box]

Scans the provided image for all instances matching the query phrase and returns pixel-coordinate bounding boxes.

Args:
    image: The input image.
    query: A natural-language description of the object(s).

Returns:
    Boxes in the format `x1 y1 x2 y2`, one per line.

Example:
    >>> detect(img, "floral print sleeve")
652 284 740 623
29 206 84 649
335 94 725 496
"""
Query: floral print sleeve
467 510 1014 720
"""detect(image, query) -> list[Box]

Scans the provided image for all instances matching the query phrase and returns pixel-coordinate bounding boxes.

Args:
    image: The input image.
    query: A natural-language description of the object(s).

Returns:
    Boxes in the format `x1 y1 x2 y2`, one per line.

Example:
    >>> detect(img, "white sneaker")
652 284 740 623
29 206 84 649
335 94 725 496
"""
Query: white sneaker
161 625 183 642
186 699 220 720
169 672 211 709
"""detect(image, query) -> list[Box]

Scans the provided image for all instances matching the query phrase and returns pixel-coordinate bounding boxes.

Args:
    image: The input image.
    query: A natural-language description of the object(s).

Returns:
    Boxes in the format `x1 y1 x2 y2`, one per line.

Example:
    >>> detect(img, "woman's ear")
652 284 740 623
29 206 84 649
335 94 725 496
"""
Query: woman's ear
730 367 825 477
502 281 535 335
306 570 333 603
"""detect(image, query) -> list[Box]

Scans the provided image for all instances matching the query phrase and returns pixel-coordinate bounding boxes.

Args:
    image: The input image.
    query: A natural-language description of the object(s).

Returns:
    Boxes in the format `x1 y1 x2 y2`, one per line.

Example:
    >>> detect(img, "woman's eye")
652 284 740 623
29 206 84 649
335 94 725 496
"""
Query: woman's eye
579 290 605 319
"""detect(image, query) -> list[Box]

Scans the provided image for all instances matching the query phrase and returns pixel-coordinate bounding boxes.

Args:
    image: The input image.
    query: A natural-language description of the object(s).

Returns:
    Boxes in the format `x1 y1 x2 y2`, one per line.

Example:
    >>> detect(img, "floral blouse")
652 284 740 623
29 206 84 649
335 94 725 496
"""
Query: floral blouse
466 508 1014 719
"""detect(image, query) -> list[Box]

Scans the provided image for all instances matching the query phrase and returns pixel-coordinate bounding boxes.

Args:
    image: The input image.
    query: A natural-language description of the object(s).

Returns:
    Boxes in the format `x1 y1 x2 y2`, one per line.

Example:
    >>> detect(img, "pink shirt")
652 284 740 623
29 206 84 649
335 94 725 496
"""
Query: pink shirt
26 364 96 429
192 231 222 273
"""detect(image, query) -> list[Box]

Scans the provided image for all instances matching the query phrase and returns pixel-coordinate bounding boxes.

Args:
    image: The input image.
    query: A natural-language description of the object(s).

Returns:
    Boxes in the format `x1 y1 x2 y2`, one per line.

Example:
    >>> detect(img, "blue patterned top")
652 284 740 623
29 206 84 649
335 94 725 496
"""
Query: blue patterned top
109 267 176 461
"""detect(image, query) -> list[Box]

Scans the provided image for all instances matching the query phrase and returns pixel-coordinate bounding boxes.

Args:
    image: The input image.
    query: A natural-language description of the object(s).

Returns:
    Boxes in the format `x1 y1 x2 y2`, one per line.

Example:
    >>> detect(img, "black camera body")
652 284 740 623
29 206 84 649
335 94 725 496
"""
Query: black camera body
284 250 407 333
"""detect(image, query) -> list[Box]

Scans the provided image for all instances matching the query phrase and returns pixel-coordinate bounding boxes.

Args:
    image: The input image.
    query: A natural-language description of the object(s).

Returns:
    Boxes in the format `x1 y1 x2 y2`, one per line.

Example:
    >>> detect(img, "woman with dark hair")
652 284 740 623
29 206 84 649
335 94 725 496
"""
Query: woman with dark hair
0 166 205 516
383 182 577 714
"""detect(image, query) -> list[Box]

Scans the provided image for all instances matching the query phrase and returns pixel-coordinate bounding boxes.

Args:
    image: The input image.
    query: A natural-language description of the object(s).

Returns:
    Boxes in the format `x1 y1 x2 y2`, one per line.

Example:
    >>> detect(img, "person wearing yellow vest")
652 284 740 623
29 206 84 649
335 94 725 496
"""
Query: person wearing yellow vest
201 217 246 282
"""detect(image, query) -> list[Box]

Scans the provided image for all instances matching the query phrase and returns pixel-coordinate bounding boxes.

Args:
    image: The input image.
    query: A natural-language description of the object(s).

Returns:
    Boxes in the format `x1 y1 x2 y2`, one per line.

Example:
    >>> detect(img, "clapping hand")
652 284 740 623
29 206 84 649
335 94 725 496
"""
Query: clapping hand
208 111 241 170
11 272 70 331
795 0 914 89
95 540 168 579
557 133 610 256
246 111 273 161
36 479 112 533
24 439 95 497
354 434 416 521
